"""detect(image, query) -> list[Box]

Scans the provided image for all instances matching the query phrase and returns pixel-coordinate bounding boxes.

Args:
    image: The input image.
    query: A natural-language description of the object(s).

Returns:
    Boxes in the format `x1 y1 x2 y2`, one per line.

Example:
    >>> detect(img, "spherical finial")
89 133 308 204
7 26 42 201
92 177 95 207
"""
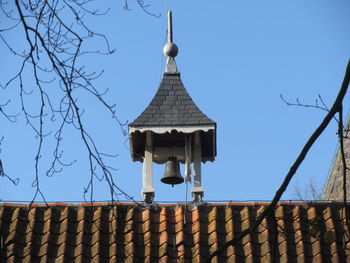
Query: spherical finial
163 42 178 58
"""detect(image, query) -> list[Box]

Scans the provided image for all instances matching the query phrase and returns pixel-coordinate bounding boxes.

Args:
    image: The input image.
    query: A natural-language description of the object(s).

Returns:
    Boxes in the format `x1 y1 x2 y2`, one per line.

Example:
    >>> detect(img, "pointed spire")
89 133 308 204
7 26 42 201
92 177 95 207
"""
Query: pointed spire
323 118 350 201
163 11 178 73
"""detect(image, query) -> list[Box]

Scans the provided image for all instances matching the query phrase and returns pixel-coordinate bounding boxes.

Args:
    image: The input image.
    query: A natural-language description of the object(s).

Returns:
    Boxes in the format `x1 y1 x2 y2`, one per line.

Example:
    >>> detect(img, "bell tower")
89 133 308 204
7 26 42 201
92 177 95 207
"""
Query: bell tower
128 11 217 203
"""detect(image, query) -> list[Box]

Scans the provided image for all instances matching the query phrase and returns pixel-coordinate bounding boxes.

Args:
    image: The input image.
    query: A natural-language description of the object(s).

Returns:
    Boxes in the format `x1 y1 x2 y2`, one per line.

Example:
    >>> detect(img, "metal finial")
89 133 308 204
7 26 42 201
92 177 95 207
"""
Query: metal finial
163 10 178 73
163 11 178 58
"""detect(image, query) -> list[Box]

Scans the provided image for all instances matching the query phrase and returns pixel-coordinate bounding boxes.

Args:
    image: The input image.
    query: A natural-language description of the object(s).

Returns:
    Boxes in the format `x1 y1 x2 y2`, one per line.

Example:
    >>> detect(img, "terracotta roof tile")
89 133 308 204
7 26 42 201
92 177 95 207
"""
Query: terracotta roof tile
1 202 350 262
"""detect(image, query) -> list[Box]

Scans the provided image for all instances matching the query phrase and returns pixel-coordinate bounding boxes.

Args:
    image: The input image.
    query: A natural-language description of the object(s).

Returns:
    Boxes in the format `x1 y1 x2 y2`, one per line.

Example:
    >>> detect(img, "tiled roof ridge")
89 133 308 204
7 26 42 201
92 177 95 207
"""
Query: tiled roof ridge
1 201 348 207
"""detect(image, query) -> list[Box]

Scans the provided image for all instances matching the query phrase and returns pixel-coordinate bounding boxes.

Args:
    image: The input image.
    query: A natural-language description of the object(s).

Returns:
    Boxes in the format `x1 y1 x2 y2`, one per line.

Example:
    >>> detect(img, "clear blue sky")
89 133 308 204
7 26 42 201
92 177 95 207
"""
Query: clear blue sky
1 0 350 202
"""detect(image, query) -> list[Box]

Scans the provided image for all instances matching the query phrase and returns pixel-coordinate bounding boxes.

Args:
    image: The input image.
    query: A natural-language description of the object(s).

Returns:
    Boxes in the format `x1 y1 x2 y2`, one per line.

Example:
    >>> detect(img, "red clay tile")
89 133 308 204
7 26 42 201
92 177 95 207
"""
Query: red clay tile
1 202 350 262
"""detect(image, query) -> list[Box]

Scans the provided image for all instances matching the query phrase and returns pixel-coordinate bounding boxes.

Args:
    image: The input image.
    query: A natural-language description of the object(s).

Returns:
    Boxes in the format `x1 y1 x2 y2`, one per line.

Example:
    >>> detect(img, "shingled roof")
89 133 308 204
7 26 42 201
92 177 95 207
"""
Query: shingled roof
323 119 350 201
129 72 215 128
1 202 349 262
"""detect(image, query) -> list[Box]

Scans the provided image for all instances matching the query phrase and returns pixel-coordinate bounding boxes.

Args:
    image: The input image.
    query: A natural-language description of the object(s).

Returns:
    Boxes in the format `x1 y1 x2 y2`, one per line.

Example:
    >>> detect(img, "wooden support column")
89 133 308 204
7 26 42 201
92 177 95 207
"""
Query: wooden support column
142 131 154 203
192 131 204 201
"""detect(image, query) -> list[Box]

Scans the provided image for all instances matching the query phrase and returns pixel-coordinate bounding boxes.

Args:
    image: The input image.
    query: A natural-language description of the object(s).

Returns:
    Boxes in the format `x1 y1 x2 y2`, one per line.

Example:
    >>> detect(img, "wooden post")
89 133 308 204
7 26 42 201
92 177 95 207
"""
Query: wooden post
142 131 154 203
192 131 204 201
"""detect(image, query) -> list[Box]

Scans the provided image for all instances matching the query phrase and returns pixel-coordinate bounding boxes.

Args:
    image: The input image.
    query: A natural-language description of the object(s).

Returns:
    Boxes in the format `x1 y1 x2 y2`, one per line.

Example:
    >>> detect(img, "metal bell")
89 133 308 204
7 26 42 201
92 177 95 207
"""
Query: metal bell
161 158 184 186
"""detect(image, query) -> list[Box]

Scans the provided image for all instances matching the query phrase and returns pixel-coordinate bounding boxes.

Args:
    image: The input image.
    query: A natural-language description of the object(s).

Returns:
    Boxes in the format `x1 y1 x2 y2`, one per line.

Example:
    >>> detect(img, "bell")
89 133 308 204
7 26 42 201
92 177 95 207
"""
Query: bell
161 158 184 186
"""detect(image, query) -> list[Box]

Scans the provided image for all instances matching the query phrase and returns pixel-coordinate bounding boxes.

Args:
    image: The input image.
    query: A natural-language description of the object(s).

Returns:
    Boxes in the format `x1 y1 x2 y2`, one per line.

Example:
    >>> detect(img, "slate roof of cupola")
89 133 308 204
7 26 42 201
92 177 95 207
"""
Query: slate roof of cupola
129 72 215 127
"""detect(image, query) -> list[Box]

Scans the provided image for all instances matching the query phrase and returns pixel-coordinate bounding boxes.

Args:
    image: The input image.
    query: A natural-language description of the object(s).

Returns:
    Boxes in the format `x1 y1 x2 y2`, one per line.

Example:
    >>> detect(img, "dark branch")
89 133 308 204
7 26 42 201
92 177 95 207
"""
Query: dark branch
207 60 350 261
0 0 131 204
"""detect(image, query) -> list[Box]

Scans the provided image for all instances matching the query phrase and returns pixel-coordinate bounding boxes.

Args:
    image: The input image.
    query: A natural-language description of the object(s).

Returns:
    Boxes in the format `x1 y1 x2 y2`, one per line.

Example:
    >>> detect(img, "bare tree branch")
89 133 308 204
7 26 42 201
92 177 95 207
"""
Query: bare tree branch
337 105 350 245
292 177 322 201
0 137 20 186
0 0 134 204
206 60 350 261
